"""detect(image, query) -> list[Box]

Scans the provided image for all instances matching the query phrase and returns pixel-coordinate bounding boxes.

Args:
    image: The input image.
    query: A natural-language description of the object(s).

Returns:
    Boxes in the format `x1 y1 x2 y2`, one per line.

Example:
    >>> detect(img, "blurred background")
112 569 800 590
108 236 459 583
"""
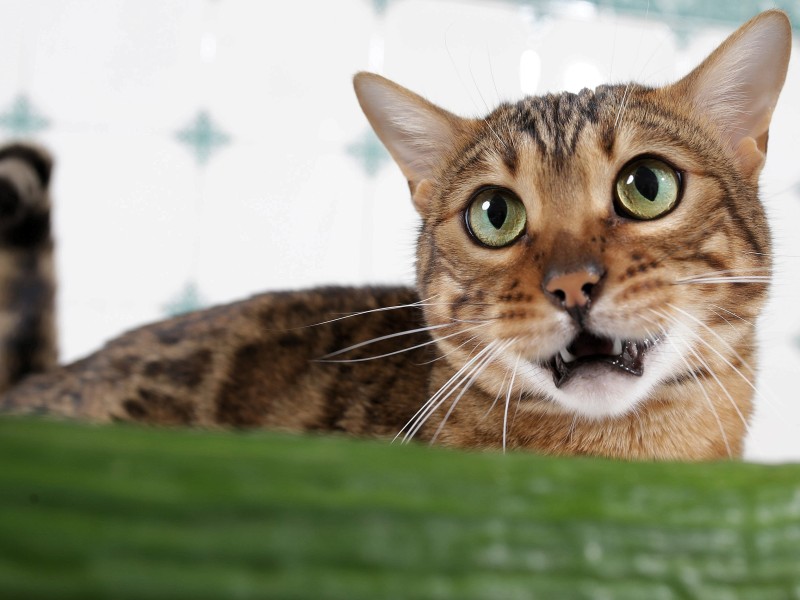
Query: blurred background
0 0 798 461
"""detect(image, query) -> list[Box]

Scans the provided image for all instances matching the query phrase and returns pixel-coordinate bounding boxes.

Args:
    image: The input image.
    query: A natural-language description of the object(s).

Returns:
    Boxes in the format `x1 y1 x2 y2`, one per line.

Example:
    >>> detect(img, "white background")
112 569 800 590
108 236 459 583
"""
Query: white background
0 0 798 461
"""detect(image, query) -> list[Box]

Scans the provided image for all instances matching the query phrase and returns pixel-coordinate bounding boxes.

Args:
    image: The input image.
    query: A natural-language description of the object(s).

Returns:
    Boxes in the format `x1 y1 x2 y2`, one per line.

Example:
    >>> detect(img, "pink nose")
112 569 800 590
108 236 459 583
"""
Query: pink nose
544 270 601 308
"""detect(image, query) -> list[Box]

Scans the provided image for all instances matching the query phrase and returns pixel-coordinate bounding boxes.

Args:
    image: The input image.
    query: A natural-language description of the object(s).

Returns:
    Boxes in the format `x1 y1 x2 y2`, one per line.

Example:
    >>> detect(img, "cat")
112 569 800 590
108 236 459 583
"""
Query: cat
0 10 791 460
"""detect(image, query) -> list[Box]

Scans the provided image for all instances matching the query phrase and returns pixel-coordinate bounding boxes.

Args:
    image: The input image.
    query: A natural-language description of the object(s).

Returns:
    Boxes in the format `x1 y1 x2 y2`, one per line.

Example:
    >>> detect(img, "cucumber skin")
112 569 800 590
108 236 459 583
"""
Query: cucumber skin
0 417 798 599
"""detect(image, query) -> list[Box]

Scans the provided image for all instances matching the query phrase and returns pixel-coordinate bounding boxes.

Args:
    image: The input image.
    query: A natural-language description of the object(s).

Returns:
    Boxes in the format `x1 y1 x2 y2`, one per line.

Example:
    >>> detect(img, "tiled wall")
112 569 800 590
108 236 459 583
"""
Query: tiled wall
2 0 799 460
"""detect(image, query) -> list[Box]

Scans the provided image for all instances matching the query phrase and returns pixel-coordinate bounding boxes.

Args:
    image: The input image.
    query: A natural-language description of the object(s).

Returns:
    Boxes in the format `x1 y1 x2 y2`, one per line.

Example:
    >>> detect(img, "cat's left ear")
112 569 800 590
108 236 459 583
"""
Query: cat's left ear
353 73 470 214
670 9 792 179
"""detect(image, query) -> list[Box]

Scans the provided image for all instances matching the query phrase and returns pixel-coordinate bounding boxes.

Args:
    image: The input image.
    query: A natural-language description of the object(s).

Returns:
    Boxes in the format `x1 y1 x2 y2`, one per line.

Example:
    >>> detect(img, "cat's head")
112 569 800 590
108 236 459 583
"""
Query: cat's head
354 11 791 421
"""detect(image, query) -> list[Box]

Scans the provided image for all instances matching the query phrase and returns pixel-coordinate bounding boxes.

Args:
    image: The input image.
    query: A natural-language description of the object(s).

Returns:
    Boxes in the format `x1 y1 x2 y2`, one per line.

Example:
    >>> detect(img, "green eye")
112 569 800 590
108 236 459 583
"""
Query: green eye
615 158 681 220
466 187 527 248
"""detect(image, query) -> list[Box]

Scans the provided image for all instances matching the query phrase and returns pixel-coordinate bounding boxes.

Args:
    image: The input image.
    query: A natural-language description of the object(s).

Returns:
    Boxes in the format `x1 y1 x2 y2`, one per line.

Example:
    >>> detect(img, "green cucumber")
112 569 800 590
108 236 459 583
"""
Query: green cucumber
0 417 798 599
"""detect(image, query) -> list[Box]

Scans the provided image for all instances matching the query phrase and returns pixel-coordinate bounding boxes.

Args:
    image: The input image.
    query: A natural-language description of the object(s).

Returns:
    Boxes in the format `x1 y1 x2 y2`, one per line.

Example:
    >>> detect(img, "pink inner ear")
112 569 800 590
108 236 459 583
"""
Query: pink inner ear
735 136 766 176
684 12 790 160
354 73 465 198
411 179 435 213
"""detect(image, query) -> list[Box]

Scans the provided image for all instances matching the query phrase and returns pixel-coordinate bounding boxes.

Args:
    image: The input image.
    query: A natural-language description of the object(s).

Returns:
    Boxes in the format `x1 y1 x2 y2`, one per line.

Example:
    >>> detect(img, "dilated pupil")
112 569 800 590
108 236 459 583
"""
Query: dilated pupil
485 195 507 229
634 167 659 202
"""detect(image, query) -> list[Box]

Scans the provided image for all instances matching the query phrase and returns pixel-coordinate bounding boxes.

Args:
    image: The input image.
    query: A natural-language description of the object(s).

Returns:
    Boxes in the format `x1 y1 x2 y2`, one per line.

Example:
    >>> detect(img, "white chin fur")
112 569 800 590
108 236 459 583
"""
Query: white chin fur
507 327 688 420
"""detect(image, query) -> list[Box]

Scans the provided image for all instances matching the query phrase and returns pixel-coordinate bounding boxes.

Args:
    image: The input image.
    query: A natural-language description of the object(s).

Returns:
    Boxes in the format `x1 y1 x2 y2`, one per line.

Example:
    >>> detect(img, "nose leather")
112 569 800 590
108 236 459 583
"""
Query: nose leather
544 270 601 308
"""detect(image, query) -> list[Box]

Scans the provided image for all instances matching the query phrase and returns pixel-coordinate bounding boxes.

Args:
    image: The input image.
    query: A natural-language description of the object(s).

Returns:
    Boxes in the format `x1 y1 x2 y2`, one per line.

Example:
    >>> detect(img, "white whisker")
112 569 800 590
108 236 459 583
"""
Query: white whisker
418 333 482 366
318 322 454 360
503 352 521 453
677 267 772 280
508 386 524 439
443 21 483 116
673 276 770 285
566 414 578 445
281 295 439 331
710 304 754 327
398 341 495 443
614 0 651 131
656 308 750 433
316 321 491 364
665 303 786 422
613 82 633 131
431 339 514 444
687 342 749 434
466 48 513 156
711 308 736 331
482 361 511 420
404 342 496 443
644 312 732 458
665 303 756 383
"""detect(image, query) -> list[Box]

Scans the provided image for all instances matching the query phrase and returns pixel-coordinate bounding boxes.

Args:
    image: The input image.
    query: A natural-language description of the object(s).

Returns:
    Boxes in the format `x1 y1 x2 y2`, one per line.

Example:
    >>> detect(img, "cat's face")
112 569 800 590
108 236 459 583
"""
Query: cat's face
413 83 771 419
355 11 790 422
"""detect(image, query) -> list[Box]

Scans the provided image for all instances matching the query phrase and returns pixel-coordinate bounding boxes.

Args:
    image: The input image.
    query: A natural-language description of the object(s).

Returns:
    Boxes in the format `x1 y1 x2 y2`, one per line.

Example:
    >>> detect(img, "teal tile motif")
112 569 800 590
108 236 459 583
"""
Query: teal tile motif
507 0 800 32
369 0 391 15
0 95 49 137
347 129 390 178
175 110 231 166
163 281 206 316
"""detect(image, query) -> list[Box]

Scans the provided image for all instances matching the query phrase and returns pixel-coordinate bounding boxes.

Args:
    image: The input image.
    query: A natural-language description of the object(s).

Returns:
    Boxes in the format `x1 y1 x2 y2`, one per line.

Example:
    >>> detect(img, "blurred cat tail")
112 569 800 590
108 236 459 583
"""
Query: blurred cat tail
0 142 57 393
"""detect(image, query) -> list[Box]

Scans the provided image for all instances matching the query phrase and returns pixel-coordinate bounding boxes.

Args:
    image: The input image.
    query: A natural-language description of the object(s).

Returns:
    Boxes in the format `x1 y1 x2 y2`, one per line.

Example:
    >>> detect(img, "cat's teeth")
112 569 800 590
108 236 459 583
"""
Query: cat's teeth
559 347 577 363
612 337 623 356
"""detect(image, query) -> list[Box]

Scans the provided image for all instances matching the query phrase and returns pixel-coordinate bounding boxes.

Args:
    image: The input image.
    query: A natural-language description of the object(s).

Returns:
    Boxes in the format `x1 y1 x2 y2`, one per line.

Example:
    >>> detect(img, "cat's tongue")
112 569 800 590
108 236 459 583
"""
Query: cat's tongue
552 331 650 388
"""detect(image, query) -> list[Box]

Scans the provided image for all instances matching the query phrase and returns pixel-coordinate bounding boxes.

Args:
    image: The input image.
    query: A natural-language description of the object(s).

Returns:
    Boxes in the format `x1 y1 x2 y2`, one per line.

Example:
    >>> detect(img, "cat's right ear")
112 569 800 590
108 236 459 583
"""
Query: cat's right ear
353 73 468 214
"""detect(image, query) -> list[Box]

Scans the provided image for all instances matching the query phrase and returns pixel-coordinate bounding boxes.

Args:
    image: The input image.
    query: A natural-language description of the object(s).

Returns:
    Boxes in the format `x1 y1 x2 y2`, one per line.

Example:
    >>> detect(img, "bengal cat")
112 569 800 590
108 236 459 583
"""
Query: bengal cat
0 11 791 460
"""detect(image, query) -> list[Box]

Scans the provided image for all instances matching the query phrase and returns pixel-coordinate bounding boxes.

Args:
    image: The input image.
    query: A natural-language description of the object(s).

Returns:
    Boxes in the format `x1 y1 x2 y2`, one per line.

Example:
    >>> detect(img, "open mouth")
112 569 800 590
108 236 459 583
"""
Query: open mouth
549 331 659 388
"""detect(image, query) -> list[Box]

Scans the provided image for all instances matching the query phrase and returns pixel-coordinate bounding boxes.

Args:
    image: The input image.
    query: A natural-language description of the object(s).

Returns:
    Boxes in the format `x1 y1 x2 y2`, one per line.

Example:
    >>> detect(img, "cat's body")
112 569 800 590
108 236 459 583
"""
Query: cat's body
0 11 792 460
3 286 430 435
0 284 748 459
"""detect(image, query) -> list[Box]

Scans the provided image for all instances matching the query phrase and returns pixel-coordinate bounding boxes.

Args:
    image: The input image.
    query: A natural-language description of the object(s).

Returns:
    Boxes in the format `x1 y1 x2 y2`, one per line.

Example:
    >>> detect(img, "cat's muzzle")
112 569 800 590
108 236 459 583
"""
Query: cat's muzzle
550 332 659 388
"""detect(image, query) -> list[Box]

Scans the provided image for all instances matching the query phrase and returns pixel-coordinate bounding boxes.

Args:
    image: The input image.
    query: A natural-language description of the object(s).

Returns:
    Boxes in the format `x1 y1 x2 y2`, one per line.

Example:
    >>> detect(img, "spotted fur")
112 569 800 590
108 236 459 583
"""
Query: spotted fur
0 11 791 460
